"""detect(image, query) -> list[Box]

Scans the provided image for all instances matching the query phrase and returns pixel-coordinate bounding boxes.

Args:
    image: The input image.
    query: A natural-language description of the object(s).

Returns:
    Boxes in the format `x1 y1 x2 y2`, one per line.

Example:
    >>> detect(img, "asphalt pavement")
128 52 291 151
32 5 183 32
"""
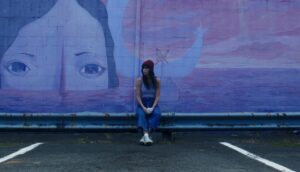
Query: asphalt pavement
0 130 299 172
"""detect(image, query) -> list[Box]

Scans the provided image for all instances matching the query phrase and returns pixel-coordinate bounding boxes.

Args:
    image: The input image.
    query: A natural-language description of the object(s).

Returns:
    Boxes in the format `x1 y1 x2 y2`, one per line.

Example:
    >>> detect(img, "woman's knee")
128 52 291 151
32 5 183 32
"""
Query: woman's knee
136 107 145 116
152 107 161 117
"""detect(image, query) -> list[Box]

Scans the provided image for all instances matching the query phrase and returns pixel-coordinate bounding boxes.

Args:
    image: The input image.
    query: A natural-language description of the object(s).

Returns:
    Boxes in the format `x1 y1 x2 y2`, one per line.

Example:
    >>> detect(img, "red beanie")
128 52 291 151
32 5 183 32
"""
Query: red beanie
142 60 154 70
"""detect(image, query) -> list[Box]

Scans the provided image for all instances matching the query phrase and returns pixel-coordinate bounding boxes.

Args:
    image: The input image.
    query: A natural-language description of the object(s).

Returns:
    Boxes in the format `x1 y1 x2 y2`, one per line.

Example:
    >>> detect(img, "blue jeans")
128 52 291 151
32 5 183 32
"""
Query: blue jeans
136 97 161 132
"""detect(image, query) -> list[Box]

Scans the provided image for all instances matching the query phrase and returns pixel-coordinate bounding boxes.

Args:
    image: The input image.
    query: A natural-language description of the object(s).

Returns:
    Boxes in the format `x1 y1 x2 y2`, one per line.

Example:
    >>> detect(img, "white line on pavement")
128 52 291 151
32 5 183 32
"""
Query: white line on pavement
220 142 296 172
0 143 43 163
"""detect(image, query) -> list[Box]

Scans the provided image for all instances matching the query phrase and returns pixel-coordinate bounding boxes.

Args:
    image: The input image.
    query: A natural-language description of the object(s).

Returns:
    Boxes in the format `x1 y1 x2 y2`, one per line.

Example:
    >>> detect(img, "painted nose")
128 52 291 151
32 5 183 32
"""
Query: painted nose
59 47 66 94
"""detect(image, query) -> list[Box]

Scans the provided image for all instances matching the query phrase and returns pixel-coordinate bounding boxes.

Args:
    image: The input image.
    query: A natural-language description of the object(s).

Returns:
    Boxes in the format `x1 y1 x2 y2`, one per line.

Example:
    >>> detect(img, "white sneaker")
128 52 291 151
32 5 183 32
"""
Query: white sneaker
139 135 146 144
144 134 153 145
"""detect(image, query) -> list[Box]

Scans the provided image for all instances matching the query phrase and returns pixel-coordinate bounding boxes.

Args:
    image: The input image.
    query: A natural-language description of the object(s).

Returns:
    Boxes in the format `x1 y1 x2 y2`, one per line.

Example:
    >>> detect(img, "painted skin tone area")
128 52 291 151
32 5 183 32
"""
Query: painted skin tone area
1 0 108 90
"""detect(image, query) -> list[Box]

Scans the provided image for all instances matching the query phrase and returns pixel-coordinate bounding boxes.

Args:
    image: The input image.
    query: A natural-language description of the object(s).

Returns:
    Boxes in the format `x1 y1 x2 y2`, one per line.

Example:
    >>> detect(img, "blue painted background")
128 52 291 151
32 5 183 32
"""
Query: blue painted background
0 0 300 113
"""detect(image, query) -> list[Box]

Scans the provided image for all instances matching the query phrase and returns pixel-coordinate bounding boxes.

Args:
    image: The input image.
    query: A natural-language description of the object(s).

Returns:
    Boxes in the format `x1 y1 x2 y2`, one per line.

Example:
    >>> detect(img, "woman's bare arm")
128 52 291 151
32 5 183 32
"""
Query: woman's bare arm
135 78 148 112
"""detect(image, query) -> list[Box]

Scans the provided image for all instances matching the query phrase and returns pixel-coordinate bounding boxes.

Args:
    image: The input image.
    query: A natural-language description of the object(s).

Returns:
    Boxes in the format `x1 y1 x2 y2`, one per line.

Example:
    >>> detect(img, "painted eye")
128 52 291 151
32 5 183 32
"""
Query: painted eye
79 64 106 78
6 61 30 76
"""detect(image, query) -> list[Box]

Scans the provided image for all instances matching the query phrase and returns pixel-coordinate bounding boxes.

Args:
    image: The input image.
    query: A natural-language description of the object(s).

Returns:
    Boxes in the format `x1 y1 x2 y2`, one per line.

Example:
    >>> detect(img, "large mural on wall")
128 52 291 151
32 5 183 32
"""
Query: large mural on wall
0 0 300 113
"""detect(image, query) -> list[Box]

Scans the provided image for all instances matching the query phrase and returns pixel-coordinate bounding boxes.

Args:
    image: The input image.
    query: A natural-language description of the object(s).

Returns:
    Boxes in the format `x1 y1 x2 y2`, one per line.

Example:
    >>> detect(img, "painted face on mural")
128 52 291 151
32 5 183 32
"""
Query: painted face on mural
0 0 108 90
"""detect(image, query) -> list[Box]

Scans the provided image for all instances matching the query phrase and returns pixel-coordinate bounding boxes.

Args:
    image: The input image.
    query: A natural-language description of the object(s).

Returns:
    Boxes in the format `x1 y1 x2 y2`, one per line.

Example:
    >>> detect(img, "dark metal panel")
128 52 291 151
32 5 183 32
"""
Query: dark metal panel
0 112 299 130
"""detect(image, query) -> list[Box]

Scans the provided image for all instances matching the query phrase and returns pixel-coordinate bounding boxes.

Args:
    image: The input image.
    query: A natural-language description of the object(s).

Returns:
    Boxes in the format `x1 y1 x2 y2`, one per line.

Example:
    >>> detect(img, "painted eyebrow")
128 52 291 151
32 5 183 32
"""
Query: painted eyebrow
75 52 91 56
20 53 35 58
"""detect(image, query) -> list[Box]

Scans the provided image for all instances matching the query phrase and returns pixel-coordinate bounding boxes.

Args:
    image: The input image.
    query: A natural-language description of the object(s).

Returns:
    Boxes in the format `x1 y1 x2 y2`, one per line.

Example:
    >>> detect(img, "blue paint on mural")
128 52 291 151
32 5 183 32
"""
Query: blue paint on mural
0 0 300 113
0 0 118 90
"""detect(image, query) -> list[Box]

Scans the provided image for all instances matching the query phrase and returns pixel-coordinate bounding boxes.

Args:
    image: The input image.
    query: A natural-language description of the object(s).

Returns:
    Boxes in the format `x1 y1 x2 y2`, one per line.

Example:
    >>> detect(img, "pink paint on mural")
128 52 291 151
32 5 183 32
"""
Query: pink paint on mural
121 0 300 68
1 0 300 113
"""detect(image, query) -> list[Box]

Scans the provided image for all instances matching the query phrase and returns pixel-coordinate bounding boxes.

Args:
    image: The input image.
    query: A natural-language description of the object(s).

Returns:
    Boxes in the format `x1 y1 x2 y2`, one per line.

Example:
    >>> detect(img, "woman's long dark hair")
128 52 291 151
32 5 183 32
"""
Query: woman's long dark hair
142 65 157 89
